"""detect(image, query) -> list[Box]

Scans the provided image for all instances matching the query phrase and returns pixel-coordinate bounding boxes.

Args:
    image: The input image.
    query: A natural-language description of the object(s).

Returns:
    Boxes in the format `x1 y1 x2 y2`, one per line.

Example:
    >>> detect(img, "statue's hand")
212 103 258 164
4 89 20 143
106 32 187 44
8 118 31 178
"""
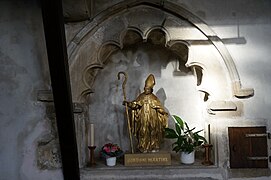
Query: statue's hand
123 100 129 106
158 109 168 115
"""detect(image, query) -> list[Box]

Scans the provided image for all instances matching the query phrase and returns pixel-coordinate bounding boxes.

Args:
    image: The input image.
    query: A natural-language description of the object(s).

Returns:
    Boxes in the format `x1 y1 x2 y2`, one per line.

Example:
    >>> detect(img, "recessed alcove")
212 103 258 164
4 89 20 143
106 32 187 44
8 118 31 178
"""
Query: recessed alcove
88 41 205 156
79 37 220 179
63 1 264 179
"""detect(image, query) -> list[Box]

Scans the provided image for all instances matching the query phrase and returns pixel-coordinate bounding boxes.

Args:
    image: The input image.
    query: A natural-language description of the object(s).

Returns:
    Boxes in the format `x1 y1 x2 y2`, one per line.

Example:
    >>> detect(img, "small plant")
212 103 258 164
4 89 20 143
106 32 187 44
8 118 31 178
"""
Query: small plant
165 115 207 153
100 143 124 158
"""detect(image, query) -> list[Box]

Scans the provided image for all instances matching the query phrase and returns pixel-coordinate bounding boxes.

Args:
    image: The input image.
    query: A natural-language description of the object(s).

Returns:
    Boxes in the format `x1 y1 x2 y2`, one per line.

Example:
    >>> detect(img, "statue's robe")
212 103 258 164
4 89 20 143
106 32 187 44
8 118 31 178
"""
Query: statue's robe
130 93 168 152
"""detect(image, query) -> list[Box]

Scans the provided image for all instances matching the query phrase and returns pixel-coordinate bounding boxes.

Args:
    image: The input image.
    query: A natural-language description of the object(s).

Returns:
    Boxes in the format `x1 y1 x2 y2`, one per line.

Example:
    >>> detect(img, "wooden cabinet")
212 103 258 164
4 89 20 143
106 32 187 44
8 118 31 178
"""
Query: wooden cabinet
228 127 268 168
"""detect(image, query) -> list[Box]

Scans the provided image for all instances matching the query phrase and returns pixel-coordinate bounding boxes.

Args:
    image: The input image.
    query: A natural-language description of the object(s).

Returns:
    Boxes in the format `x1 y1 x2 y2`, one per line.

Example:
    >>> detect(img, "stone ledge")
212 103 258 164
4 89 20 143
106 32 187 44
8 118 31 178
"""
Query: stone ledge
80 159 271 180
81 166 271 180
81 165 223 180
80 158 223 180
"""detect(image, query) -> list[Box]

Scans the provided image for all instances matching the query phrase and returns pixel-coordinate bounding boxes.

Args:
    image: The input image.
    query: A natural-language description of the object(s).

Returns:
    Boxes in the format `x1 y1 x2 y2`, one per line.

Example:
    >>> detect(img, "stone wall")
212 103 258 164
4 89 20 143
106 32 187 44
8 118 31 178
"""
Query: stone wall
0 0 63 180
1 0 271 180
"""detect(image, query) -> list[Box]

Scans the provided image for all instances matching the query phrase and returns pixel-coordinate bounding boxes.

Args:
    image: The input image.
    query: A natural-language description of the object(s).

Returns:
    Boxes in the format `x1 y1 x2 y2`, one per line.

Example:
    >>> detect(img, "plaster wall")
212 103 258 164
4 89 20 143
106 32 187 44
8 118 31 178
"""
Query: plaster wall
178 0 271 118
0 1 63 180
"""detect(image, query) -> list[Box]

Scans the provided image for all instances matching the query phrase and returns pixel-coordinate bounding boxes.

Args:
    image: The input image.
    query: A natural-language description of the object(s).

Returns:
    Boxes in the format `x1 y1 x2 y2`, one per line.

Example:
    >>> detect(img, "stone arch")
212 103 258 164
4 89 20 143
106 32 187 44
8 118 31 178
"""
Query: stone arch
68 0 254 103
145 26 170 45
167 40 190 74
98 41 121 64
120 28 143 47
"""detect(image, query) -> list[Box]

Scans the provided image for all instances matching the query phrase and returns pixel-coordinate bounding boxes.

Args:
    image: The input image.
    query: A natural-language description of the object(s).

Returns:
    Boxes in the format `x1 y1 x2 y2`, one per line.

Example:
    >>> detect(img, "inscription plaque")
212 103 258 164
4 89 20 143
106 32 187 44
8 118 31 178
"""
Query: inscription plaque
124 152 171 166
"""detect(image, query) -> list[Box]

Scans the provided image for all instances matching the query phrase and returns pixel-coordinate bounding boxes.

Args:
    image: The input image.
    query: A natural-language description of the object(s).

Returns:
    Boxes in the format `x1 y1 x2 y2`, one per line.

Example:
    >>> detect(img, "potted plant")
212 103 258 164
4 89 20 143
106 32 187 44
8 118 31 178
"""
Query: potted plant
100 143 124 166
165 115 207 164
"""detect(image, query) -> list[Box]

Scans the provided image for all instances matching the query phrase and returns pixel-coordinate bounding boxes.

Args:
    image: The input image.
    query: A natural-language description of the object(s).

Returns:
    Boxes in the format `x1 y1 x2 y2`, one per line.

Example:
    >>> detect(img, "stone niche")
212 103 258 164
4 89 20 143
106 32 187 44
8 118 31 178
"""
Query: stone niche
88 40 204 153
40 0 267 179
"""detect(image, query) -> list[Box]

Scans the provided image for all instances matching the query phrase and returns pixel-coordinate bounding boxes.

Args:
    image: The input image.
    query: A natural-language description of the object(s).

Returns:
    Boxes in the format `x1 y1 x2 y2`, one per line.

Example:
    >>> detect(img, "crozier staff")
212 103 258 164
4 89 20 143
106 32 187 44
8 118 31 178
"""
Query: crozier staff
118 71 134 153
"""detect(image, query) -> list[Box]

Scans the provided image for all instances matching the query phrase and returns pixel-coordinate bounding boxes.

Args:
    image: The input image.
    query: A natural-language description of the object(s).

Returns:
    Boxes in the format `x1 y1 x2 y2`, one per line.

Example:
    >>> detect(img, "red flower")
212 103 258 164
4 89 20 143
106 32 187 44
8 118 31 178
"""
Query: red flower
100 143 124 158
104 146 111 153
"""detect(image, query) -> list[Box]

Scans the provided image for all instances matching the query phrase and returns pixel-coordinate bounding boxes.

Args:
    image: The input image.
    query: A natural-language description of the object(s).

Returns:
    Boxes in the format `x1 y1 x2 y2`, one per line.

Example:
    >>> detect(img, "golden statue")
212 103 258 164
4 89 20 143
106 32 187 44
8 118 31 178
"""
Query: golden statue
124 74 168 153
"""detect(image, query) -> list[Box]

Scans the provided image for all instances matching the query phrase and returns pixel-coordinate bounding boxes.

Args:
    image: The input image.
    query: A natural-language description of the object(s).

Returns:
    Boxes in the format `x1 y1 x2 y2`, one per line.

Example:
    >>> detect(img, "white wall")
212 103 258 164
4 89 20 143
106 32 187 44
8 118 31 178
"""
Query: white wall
182 0 271 120
179 0 271 169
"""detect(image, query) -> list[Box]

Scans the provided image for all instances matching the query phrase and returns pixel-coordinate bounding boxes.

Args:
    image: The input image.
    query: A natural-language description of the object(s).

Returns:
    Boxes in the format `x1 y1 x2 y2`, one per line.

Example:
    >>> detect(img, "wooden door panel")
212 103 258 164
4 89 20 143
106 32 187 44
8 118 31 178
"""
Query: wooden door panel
228 127 268 168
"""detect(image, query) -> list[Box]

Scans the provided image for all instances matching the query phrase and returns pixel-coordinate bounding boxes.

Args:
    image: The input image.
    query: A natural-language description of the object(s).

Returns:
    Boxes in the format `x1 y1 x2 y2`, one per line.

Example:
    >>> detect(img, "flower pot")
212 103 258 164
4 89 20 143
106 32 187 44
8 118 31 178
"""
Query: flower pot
180 151 195 164
106 157 117 166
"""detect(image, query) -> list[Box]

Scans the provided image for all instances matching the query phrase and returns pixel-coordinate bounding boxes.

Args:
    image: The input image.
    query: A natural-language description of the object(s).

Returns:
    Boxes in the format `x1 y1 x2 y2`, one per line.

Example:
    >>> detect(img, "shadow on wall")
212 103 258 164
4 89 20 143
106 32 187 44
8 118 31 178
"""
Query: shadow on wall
88 41 203 154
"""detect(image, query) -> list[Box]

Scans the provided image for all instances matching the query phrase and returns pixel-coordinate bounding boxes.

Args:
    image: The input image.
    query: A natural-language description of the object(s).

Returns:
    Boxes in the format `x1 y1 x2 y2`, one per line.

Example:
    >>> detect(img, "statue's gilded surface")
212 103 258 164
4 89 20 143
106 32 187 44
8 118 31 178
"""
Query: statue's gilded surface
125 74 168 153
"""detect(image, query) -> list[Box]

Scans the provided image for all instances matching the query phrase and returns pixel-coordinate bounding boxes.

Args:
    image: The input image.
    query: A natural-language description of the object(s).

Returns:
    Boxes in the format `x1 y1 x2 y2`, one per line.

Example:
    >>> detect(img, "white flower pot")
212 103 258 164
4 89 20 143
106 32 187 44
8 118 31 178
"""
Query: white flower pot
180 151 195 164
106 157 117 166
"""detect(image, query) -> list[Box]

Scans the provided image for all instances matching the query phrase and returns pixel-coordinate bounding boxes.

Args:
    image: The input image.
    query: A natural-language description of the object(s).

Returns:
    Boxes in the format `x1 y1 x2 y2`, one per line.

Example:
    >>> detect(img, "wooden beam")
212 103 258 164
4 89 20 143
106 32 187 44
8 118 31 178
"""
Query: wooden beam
41 1 80 180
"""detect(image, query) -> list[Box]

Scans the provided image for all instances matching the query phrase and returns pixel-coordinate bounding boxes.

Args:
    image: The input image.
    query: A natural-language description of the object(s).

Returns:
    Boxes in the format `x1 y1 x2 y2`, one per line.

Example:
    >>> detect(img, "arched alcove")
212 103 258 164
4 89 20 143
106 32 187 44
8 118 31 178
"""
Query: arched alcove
67 0 255 167
88 40 203 153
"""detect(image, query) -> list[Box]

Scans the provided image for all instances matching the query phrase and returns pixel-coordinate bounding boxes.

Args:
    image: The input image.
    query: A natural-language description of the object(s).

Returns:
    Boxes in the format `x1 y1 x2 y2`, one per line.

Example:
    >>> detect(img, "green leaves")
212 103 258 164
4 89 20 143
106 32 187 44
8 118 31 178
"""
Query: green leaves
165 128 178 139
164 115 207 153
172 115 184 130
175 122 181 135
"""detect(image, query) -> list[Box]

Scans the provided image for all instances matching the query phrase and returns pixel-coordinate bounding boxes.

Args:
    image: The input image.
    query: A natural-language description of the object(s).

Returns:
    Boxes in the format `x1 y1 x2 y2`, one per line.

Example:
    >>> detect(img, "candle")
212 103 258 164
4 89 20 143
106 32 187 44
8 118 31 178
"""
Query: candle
208 124 211 144
88 123 95 146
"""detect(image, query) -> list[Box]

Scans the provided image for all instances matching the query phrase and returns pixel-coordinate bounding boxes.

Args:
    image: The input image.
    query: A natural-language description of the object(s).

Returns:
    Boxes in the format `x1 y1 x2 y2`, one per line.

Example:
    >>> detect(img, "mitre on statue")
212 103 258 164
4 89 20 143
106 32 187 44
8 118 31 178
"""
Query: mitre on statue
144 74 155 89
